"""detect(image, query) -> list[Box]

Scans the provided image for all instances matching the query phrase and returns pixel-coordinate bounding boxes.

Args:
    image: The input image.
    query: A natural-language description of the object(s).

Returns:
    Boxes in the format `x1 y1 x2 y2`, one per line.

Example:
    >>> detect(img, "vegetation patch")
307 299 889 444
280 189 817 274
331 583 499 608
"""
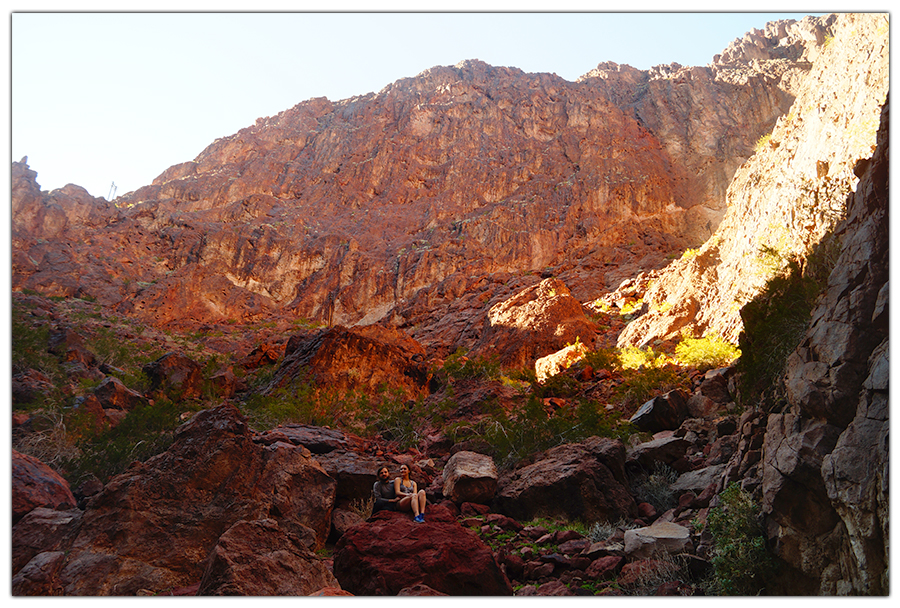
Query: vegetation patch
675 332 740 372
460 394 635 468
703 482 774 595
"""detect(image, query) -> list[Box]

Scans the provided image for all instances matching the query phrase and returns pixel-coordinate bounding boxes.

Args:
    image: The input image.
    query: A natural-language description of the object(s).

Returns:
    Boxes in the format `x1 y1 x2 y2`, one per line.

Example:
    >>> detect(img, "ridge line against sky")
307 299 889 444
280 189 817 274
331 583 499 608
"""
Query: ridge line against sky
8 3 828 199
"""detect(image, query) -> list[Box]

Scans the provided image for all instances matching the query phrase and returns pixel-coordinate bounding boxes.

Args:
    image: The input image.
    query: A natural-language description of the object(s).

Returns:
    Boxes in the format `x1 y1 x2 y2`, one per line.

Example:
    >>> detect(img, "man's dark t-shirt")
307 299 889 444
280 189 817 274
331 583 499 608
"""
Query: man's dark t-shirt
372 479 397 513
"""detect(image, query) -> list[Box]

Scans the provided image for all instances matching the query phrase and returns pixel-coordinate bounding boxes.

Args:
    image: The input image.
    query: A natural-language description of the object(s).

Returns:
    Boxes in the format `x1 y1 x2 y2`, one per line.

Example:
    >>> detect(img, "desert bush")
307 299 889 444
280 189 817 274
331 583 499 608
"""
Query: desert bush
618 345 668 370
366 390 427 450
631 463 680 514
675 333 741 372
348 496 375 520
588 517 638 543
12 406 86 469
703 482 774 595
440 348 501 382
582 347 621 372
63 396 205 485
472 394 634 467
623 552 693 596
11 303 64 390
615 364 689 410
534 371 580 398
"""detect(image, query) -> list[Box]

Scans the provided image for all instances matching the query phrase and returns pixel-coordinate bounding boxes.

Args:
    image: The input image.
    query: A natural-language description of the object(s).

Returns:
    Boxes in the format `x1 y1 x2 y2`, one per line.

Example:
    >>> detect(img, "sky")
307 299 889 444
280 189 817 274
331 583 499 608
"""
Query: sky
9 5 822 199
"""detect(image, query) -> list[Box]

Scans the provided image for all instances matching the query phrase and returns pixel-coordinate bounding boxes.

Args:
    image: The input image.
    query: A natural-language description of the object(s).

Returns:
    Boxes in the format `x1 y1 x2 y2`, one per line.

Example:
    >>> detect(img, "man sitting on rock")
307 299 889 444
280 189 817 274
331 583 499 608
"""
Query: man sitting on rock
372 465 400 514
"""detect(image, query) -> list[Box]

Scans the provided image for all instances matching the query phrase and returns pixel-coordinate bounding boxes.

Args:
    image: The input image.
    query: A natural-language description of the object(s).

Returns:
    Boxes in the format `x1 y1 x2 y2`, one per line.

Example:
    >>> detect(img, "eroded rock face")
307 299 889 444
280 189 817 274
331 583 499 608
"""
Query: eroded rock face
266 324 429 401
45 404 337 596
761 92 889 596
12 18 820 341
618 13 889 346
333 506 512 595
197 518 338 596
473 278 597 369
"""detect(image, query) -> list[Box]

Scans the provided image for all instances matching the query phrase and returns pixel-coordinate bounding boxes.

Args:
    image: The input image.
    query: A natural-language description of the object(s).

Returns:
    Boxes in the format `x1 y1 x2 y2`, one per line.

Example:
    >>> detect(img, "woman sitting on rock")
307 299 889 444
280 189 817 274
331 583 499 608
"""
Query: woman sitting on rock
394 464 427 522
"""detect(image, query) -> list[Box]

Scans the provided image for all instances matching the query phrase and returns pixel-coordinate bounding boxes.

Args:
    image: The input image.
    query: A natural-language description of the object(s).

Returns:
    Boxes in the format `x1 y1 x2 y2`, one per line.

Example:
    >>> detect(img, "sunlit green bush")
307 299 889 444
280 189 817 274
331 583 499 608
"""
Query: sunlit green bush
675 333 741 372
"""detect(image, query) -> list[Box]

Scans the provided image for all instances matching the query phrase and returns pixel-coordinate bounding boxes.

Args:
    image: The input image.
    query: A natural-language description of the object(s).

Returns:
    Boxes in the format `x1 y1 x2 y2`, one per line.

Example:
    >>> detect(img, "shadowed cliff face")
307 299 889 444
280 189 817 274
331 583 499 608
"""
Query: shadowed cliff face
617 12 888 347
11 17 828 346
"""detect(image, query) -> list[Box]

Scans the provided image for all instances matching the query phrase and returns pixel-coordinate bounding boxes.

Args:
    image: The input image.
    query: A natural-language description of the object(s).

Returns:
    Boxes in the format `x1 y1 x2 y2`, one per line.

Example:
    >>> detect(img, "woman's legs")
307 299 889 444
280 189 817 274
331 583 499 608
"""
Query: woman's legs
417 490 426 514
397 496 419 516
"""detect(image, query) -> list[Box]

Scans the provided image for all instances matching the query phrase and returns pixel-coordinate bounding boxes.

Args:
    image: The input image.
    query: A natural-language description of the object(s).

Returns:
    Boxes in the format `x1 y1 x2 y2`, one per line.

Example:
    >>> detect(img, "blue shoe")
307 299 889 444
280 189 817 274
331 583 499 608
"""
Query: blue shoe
414 514 424 523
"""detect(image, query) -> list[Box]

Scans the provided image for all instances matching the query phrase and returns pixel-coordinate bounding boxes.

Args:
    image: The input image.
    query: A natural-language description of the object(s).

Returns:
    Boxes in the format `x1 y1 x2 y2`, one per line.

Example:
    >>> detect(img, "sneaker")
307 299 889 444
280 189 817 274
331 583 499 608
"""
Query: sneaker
414 514 424 523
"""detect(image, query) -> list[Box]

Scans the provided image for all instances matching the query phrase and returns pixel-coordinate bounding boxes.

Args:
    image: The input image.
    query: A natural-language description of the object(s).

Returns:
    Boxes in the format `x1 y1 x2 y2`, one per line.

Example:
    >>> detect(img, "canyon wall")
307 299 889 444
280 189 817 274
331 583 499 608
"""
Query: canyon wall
618 13 889 346
12 17 830 353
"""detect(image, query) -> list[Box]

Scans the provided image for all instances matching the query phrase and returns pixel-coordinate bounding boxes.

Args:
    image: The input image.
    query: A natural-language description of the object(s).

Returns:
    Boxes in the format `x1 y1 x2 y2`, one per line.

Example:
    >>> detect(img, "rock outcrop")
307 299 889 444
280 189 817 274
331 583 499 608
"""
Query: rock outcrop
197 518 338 595
265 324 430 401
12 18 827 350
762 92 889 595
14 404 338 596
618 13 889 346
472 277 597 369
12 450 77 524
496 436 637 522
334 507 512 595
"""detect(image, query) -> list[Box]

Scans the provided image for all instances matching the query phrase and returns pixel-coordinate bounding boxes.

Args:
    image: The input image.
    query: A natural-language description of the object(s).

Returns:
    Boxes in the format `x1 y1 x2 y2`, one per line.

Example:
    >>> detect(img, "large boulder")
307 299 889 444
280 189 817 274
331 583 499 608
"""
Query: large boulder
36 404 336 596
472 278 597 369
142 352 204 400
628 390 689 433
197 518 338 595
312 449 386 503
496 436 637 522
626 436 690 472
12 507 83 575
624 521 692 559
12 450 77 524
256 423 353 454
442 451 498 505
333 506 511 595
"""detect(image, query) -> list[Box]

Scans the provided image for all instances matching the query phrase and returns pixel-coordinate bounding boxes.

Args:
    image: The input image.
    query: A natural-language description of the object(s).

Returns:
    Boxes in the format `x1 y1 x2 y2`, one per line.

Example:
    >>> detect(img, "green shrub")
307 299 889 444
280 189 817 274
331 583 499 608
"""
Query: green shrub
440 348 501 382
534 371 580 399
675 333 741 372
705 482 774 595
63 396 204 485
472 395 634 467
615 365 689 409
618 345 668 370
11 304 62 385
582 347 621 372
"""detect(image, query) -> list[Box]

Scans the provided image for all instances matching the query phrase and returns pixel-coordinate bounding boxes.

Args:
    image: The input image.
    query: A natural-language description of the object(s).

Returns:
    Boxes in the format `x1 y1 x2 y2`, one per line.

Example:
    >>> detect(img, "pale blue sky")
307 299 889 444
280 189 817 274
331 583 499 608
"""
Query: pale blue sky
11 9 820 199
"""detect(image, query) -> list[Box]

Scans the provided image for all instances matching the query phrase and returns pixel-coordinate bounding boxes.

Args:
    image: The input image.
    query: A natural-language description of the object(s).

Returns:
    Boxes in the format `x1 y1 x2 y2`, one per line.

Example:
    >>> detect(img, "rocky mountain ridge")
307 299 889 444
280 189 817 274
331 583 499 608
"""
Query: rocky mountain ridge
12 16 833 358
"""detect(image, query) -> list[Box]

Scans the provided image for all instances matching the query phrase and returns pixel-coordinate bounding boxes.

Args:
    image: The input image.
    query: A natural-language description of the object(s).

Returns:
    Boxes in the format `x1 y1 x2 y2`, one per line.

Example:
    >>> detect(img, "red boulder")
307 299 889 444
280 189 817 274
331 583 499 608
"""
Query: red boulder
12 450 76 524
333 506 512 595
